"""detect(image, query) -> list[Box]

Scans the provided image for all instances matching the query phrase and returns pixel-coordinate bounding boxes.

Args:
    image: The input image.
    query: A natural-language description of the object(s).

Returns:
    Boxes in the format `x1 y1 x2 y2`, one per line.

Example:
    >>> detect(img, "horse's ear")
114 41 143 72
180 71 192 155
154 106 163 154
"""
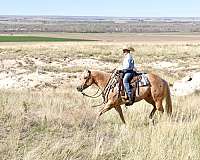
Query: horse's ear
87 70 91 75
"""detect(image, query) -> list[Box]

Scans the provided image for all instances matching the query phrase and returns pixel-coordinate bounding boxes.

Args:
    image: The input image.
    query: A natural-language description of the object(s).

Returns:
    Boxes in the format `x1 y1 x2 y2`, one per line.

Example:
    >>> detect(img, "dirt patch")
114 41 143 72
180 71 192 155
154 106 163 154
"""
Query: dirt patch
0 57 117 89
151 61 179 69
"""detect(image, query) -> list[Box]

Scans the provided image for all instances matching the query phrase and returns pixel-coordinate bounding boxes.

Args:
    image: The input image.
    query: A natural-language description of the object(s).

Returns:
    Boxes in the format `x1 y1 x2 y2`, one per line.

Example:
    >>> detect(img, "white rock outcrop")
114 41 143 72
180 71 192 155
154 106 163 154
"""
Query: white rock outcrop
172 72 200 96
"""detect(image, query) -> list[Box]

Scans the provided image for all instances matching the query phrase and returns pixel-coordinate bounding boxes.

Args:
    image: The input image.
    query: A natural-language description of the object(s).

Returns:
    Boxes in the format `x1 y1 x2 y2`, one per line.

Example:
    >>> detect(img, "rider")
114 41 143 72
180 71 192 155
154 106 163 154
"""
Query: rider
122 46 135 106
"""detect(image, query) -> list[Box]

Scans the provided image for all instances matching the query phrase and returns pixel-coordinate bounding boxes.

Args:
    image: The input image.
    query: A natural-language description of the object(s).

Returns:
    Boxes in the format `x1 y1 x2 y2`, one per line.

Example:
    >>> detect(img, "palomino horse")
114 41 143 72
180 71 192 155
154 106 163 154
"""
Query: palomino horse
77 70 172 126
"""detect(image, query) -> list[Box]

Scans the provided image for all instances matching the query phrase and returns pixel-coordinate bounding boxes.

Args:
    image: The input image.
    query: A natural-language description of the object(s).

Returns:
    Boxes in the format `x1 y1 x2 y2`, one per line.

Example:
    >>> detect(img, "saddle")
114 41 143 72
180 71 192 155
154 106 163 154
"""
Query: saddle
117 71 149 100
102 70 149 104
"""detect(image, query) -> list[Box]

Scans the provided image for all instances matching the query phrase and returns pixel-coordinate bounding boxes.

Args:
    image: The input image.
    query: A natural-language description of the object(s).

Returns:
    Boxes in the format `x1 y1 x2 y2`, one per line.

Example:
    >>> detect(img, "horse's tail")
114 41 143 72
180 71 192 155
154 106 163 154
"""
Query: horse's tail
165 82 172 115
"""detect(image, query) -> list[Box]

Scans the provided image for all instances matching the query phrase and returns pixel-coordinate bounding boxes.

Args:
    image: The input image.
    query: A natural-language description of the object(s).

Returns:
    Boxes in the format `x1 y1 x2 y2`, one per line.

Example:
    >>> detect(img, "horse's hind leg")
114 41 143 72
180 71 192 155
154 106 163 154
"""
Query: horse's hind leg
115 106 126 124
149 107 156 119
155 100 164 113
144 97 156 119
155 99 165 120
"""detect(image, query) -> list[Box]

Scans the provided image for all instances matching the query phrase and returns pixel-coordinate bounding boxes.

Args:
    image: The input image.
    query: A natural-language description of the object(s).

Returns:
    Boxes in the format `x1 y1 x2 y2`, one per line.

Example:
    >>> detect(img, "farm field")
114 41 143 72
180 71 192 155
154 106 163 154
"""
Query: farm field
0 35 95 42
0 33 200 160
2 32 200 42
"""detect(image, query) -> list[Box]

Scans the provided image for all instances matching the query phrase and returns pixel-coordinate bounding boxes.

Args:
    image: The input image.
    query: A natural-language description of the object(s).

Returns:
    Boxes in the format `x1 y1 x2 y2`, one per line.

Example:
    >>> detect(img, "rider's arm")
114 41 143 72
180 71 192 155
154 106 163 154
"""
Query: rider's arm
126 54 134 70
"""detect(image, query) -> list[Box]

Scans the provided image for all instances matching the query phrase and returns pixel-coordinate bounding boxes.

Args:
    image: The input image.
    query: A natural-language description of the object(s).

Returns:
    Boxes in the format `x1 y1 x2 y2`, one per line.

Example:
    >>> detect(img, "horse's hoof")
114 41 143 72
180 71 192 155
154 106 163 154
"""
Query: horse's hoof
149 119 155 126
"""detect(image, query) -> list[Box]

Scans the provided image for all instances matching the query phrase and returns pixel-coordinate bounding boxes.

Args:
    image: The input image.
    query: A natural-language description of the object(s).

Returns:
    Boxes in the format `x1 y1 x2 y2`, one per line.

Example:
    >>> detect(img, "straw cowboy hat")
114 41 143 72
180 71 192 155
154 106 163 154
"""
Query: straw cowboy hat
122 45 135 52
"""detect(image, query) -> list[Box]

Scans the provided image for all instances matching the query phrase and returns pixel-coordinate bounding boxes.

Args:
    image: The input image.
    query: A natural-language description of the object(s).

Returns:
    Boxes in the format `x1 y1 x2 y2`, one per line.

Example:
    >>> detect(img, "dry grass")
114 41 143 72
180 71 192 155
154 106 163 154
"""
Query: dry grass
0 86 200 160
0 41 199 81
0 37 200 159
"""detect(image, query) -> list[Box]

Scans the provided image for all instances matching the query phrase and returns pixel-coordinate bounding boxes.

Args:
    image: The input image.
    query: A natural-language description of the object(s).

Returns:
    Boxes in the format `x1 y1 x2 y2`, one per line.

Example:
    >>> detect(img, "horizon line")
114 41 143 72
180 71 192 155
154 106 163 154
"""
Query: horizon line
0 15 200 18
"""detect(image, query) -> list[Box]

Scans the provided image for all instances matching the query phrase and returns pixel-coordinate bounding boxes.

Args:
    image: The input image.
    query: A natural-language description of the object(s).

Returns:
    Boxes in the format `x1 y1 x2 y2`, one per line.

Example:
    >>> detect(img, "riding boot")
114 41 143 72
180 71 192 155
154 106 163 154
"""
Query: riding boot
125 95 134 106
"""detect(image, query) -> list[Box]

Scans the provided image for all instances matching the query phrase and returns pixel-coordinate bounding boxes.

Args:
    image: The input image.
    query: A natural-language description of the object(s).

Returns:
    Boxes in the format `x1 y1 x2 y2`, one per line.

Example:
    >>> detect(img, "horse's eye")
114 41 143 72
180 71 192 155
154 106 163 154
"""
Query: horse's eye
84 77 87 79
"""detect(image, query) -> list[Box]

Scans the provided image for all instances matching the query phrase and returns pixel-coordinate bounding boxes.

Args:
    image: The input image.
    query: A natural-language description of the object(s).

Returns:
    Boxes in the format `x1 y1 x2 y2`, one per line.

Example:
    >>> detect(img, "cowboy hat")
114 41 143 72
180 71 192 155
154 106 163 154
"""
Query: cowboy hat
122 45 135 52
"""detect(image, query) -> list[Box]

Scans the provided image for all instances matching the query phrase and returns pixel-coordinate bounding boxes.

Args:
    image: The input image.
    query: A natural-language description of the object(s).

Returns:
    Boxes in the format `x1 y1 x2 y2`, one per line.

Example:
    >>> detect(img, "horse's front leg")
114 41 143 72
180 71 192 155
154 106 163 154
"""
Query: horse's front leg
92 100 113 128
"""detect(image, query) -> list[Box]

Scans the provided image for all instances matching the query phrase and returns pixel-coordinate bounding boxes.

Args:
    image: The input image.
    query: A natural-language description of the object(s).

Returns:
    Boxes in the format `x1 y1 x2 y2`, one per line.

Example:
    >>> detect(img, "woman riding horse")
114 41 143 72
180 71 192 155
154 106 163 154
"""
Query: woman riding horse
121 46 136 106
77 48 172 126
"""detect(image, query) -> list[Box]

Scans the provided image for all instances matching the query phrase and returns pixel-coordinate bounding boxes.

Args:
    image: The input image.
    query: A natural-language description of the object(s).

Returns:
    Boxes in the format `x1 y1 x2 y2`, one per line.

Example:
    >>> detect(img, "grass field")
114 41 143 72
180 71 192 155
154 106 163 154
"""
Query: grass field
3 32 200 42
0 35 95 42
0 33 200 160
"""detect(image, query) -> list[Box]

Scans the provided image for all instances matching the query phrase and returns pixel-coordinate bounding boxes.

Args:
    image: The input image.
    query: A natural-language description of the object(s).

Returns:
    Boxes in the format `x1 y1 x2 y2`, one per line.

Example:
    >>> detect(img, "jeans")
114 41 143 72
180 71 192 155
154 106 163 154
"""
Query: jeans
123 70 134 97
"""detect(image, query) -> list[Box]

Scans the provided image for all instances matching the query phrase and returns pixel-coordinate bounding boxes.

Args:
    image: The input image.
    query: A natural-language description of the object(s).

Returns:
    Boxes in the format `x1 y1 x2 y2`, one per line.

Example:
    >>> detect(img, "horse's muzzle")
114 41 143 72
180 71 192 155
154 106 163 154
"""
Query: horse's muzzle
77 86 83 92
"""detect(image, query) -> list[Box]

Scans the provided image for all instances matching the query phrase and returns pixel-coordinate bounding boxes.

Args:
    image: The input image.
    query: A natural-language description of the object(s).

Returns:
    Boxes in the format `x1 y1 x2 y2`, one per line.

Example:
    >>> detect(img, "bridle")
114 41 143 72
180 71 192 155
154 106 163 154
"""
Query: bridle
80 68 118 107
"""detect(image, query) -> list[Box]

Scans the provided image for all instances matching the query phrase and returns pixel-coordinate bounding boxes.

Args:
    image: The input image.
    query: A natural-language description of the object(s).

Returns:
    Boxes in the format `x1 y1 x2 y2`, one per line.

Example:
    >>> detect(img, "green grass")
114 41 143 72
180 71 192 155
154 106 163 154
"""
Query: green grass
0 35 95 42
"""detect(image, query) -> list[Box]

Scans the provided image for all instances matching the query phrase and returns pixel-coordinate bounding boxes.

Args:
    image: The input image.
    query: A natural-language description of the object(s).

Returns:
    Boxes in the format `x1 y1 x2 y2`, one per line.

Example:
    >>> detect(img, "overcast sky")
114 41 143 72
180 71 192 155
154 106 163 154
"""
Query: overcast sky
1 0 200 17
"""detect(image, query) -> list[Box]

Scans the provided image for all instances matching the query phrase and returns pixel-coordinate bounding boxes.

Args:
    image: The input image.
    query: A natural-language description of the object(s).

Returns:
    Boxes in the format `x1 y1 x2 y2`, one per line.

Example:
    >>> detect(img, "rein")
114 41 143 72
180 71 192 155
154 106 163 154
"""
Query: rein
81 68 118 107
81 88 101 98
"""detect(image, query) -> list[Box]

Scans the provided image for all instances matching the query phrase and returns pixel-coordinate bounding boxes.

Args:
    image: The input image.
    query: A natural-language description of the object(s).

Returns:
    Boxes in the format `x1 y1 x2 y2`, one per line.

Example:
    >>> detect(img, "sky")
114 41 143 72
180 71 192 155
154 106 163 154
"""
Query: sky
0 0 200 17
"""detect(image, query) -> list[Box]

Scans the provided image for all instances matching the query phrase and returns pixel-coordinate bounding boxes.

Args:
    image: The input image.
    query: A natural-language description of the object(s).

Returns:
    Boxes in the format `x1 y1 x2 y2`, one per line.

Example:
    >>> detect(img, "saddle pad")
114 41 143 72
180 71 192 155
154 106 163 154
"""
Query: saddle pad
138 74 150 87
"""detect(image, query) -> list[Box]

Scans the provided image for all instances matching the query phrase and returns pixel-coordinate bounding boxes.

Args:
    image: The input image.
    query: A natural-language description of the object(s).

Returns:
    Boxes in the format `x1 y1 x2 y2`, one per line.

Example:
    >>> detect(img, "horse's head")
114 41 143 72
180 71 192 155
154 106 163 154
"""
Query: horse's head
77 70 94 92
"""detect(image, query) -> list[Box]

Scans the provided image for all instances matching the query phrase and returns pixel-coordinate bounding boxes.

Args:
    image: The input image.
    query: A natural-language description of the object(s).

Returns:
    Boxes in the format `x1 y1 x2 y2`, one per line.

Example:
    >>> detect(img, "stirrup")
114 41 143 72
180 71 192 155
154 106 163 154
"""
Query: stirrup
125 100 134 106
125 95 135 106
